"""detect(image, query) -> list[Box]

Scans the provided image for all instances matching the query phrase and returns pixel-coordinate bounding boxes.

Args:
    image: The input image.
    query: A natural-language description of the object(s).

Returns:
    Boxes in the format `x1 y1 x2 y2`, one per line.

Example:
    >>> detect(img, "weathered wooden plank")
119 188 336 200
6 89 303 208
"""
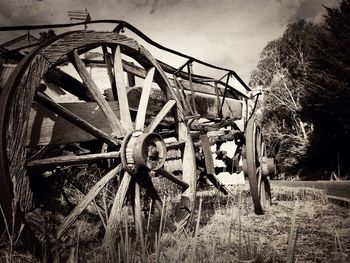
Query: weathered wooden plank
27 93 164 147
129 86 243 120
57 165 121 239
32 93 120 146
29 88 242 147
27 151 120 169
102 46 117 101
44 68 94 101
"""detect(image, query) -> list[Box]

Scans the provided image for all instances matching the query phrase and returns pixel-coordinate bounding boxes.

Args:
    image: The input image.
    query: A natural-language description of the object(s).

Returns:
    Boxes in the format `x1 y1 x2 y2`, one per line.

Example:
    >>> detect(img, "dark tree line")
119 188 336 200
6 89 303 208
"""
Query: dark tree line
251 0 350 179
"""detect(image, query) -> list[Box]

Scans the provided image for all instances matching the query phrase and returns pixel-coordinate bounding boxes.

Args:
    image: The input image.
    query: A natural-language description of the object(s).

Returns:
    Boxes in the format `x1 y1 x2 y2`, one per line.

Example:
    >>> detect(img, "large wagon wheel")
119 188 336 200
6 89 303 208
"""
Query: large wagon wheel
244 118 272 215
0 31 197 258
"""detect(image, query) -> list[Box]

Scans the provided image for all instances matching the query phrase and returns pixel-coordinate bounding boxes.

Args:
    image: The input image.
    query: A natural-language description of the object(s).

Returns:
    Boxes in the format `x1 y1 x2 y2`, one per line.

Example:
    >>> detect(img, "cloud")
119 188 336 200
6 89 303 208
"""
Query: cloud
275 0 342 24
0 0 342 83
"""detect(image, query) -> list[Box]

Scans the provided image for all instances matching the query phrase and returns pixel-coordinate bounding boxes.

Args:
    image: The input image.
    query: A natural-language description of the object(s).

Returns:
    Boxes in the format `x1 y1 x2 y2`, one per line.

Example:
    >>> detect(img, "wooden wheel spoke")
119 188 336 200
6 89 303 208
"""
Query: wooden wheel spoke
137 174 163 213
71 50 126 137
257 167 262 196
104 171 132 243
133 182 145 250
157 168 189 190
45 68 94 101
27 151 120 169
135 67 155 130
57 165 121 239
113 45 134 132
34 92 119 146
145 100 176 133
256 128 262 159
166 140 186 150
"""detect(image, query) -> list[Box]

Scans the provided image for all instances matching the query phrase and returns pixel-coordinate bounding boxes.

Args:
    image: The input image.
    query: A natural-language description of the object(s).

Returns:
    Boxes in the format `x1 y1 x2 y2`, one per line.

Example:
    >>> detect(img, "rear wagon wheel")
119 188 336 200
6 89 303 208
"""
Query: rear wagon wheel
244 118 271 215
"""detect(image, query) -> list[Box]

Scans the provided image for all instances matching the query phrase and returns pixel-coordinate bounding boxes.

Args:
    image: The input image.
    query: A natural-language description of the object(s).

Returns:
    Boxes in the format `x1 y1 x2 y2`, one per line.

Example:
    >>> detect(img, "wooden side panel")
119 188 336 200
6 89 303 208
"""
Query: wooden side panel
27 101 119 146
27 88 242 147
193 94 242 119
127 86 243 120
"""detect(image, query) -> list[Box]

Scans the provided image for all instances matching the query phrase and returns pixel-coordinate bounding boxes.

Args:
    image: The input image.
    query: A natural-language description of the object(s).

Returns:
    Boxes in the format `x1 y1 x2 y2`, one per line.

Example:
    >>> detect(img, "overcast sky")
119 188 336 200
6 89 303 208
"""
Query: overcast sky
0 0 342 84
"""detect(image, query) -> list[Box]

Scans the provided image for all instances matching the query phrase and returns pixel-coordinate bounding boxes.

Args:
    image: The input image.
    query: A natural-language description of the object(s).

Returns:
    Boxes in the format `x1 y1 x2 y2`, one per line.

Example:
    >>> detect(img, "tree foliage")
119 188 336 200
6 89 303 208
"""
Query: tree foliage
301 0 350 177
250 21 320 175
252 0 350 178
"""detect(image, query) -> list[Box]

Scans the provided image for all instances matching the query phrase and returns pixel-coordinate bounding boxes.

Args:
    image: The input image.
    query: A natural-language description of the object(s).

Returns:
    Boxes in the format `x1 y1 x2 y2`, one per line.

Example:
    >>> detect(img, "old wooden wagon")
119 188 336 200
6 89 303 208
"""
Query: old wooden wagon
0 20 275 257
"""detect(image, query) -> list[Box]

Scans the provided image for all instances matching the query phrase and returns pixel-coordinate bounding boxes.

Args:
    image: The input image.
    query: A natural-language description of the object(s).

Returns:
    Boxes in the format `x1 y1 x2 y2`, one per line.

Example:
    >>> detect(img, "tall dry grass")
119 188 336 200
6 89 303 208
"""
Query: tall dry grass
1 180 349 262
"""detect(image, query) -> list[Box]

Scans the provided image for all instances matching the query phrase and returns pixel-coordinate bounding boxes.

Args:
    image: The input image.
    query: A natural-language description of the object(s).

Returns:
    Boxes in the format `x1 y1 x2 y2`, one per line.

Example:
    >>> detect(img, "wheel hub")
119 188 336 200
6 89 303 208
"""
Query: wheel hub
121 131 167 174
261 157 276 177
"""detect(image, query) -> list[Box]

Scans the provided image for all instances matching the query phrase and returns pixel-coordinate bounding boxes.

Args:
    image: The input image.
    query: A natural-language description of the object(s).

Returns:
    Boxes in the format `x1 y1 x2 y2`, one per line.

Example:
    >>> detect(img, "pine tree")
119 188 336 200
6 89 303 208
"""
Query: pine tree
301 0 350 177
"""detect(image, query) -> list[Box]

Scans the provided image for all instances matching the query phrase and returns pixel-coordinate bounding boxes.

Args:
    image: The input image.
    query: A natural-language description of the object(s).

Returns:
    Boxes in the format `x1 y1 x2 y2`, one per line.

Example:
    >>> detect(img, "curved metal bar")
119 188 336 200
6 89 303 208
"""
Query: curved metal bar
0 19 251 91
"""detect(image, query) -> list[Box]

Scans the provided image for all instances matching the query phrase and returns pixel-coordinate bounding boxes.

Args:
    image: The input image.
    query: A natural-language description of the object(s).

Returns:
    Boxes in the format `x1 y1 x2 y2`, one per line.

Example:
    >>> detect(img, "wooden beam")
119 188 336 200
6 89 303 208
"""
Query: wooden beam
200 135 215 175
44 68 94 101
102 46 117 101
34 92 120 146
157 168 189 190
27 151 120 169
166 141 185 150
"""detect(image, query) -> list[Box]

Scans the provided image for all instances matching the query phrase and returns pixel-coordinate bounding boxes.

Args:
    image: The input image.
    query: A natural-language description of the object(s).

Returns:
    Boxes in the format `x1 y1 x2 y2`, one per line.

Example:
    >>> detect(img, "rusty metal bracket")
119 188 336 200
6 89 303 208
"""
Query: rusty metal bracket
173 59 193 76
219 73 232 118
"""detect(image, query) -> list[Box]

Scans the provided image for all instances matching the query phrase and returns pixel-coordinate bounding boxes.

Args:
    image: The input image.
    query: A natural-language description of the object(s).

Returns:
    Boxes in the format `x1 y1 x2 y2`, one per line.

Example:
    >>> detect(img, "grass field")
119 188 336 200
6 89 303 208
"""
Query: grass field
1 183 349 262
